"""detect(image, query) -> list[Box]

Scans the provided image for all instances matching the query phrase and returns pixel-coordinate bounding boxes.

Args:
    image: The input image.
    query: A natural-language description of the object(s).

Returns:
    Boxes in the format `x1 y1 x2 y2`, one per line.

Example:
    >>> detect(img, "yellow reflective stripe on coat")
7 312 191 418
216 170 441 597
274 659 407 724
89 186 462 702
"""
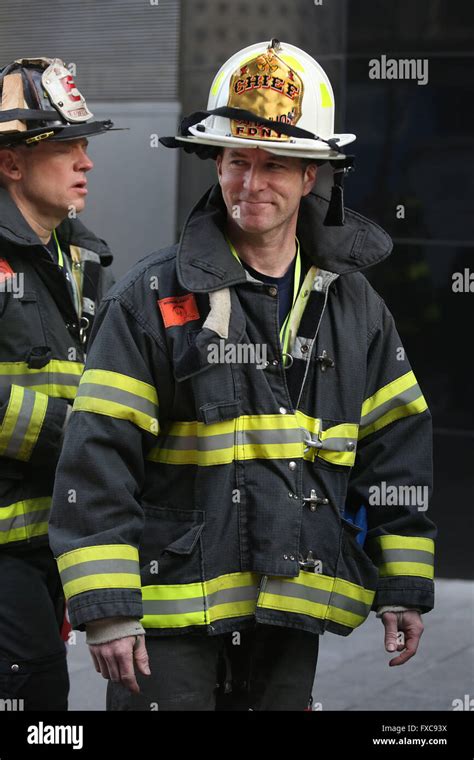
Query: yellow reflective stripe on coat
147 414 306 465
0 360 84 400
0 497 51 544
359 370 428 440
139 569 375 631
57 544 141 599
141 572 260 628
257 572 375 630
0 385 48 460
73 369 159 435
367 534 435 579
146 413 358 467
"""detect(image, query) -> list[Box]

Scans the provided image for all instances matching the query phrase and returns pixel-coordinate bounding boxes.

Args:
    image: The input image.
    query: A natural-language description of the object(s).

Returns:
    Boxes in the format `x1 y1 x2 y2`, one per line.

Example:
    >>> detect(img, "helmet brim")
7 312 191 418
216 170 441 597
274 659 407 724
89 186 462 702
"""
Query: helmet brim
0 120 119 147
173 131 356 160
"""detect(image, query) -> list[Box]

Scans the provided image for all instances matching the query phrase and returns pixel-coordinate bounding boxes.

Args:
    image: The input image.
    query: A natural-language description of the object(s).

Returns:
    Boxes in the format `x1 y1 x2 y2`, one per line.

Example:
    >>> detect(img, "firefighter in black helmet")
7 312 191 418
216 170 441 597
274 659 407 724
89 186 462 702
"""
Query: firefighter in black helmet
0 57 116 710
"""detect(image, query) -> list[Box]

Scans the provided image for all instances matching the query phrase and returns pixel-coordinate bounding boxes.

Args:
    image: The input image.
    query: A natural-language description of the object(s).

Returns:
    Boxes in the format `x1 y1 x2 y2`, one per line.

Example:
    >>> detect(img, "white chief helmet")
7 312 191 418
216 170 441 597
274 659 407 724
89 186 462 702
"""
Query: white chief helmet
163 38 355 160
161 38 356 224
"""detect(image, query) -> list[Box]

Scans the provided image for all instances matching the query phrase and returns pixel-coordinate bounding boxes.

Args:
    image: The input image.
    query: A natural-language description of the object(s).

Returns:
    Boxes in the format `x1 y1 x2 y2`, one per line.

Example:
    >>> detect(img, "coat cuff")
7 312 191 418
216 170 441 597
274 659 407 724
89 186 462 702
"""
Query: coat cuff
30 395 70 466
375 605 422 618
86 616 145 645
372 576 434 613
67 589 143 630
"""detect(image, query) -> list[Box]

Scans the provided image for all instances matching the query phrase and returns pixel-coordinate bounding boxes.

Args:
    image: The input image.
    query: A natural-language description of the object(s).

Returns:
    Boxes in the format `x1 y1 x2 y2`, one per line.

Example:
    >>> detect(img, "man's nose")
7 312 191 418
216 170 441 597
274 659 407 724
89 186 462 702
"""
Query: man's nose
75 148 94 172
243 165 266 192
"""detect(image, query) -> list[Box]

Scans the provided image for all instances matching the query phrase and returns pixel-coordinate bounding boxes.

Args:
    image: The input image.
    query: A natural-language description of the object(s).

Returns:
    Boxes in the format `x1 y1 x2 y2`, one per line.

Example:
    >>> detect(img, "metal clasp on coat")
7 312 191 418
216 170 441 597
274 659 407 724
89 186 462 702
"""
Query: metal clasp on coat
316 350 335 372
298 551 319 571
303 429 323 454
79 316 90 344
302 489 329 512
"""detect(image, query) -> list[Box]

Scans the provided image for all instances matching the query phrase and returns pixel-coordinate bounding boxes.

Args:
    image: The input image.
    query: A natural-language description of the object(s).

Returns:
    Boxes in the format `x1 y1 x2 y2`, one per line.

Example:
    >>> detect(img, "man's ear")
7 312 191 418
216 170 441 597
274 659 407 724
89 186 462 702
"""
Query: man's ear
302 163 317 196
215 152 223 183
0 147 23 184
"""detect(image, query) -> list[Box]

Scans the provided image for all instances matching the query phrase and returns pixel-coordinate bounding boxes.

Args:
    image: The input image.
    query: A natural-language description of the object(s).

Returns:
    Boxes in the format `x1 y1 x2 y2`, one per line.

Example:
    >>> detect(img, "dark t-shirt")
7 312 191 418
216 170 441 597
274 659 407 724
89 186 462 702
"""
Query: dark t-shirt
242 255 302 329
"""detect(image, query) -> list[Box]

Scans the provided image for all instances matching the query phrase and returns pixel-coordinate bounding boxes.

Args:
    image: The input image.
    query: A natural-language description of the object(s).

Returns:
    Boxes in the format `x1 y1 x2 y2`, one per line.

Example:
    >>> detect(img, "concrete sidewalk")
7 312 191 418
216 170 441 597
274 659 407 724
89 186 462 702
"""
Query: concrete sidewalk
66 578 473 711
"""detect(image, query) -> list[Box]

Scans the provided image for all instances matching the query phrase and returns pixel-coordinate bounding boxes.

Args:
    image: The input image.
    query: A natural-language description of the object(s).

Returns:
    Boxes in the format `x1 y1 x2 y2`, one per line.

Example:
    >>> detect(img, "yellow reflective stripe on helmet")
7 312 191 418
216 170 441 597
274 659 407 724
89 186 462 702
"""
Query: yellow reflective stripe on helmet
320 82 333 107
57 544 141 599
211 69 226 97
0 497 51 545
367 534 434 580
0 361 84 400
257 571 375 630
359 370 428 440
141 572 260 629
280 53 305 73
74 369 159 435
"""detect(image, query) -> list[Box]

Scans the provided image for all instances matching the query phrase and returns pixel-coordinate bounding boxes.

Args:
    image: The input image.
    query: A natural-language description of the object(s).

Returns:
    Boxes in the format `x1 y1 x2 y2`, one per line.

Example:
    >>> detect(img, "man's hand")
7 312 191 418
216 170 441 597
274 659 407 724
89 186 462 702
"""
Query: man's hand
381 610 424 666
89 634 151 693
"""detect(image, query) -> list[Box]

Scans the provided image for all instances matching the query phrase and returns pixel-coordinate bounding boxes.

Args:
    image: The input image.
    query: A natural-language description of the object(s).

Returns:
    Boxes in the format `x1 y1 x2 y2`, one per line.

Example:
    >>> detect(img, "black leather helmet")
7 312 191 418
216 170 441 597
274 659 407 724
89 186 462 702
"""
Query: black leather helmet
0 57 114 147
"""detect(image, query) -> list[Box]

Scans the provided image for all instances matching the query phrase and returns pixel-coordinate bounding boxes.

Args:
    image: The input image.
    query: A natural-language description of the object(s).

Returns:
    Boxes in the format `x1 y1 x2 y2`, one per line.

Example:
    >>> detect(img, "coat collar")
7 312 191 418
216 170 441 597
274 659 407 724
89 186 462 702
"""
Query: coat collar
0 187 112 264
177 184 393 293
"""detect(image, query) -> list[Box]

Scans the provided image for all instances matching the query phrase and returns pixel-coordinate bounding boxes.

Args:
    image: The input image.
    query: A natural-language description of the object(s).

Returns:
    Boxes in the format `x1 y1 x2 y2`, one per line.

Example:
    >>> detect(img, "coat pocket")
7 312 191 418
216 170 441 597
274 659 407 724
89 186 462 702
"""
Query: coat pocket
338 517 379 594
139 505 205 585
0 459 25 501
0 291 47 358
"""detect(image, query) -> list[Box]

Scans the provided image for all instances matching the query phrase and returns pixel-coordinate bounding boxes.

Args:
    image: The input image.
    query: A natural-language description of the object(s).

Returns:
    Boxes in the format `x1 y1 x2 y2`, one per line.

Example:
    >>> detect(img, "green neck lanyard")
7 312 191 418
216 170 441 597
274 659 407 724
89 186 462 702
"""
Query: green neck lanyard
52 228 64 268
226 234 302 358
52 228 82 317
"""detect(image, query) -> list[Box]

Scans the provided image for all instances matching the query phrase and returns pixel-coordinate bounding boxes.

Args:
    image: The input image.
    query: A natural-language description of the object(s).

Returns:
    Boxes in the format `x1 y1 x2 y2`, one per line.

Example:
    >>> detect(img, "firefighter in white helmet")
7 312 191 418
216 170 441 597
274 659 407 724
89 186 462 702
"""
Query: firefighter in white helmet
50 40 435 711
161 37 356 225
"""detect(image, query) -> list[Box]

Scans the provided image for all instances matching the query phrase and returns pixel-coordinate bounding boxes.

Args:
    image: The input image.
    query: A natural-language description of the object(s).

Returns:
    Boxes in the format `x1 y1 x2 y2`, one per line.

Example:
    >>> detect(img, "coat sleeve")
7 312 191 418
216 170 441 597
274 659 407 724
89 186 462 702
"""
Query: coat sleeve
0 385 69 466
346 296 436 613
97 261 115 303
49 293 171 630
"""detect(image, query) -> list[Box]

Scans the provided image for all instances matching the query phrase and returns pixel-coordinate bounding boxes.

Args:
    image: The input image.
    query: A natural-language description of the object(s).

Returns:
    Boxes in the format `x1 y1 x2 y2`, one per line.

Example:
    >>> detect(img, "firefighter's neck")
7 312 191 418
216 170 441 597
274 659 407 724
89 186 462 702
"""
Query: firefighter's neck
226 217 298 278
10 189 63 246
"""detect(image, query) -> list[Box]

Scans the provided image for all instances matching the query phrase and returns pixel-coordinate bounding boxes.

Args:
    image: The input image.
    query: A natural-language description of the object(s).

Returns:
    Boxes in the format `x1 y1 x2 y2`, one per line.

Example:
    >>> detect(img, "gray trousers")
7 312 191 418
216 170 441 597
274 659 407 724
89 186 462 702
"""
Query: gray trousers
107 623 319 711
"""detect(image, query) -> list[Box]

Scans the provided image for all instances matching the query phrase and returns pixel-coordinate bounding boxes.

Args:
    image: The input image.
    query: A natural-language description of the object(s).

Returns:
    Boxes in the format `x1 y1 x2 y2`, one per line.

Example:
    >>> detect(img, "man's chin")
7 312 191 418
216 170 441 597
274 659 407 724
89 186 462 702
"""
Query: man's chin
234 216 278 235
64 196 86 215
